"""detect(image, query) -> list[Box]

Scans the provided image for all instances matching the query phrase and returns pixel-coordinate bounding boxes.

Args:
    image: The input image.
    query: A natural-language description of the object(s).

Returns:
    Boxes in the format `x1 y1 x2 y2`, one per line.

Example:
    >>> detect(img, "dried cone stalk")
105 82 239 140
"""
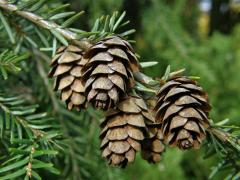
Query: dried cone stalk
82 36 139 110
100 95 152 167
154 76 211 150
48 45 87 111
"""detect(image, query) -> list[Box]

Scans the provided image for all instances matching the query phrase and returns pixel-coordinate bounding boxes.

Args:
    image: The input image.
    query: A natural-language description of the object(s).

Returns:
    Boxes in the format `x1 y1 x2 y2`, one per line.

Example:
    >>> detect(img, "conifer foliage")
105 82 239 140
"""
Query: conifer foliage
0 0 240 179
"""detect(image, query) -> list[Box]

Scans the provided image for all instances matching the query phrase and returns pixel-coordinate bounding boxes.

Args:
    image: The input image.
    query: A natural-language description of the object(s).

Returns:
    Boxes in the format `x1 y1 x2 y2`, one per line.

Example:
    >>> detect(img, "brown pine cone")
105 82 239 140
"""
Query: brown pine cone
140 103 165 163
141 122 165 163
82 36 140 110
154 76 211 150
48 45 87 111
100 95 151 167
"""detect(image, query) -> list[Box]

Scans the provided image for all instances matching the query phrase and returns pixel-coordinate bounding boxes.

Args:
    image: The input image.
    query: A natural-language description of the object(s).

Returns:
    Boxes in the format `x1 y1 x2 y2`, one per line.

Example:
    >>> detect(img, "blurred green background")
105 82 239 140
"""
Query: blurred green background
67 0 240 179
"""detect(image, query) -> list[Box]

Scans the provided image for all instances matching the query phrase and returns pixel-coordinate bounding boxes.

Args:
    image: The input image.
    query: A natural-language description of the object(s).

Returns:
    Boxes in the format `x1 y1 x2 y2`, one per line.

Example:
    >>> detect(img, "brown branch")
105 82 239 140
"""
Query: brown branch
133 71 158 85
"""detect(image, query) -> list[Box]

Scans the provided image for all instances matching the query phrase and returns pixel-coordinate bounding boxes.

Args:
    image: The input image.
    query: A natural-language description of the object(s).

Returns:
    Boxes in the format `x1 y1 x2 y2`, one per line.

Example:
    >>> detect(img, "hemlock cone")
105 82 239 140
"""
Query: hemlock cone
154 76 211 150
141 123 165 163
48 45 87 111
100 95 152 167
82 36 140 110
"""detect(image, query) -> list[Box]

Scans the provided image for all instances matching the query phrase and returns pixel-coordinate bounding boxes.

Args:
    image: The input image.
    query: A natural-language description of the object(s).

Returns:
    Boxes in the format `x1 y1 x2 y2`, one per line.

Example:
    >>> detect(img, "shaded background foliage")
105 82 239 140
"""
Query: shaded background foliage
0 0 240 179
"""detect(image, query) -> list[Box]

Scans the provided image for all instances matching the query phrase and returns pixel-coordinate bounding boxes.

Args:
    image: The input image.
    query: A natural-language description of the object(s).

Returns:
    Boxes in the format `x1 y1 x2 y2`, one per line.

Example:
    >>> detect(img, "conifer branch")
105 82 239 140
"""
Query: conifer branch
0 100 42 138
34 49 60 112
0 0 91 50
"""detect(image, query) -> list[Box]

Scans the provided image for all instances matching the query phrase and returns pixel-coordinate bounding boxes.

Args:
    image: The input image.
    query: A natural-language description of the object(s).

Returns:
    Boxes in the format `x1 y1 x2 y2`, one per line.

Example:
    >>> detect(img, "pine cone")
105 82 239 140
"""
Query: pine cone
140 104 165 163
141 123 165 163
48 45 87 111
82 36 139 110
100 95 151 167
154 76 211 150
